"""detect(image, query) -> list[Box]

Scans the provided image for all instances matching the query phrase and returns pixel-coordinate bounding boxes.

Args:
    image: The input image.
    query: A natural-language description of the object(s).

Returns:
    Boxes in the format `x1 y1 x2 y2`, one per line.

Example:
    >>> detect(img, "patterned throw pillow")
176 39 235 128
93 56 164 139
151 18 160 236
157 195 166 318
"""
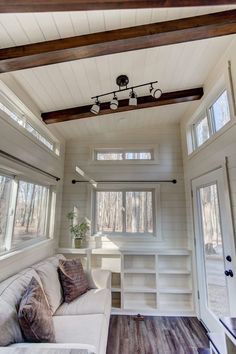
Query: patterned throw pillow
58 258 89 303
18 277 55 343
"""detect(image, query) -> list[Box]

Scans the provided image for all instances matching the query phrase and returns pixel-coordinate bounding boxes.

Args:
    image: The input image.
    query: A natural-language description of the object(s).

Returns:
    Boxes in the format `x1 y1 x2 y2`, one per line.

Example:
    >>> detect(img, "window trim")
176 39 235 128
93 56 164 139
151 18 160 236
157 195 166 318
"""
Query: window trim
90 145 159 165
0 88 60 157
91 183 162 239
190 88 233 155
95 148 154 161
209 89 231 134
192 114 211 150
0 170 52 255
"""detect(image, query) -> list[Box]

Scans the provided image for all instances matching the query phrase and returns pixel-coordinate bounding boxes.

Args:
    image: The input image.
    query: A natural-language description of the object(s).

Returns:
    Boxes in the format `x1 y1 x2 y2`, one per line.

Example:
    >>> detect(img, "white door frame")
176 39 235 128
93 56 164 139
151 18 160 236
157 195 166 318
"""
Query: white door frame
192 166 236 332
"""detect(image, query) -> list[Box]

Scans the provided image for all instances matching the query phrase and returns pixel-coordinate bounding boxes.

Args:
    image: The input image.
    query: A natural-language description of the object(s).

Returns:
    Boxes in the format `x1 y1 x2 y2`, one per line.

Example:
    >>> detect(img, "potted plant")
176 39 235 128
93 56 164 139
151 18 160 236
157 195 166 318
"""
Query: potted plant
66 212 90 248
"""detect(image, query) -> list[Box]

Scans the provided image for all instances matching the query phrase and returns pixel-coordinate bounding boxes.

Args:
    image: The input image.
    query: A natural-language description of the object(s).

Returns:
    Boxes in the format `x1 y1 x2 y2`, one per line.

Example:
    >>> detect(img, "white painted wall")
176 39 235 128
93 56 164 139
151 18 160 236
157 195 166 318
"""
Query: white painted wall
180 37 236 313
0 78 65 280
60 123 188 250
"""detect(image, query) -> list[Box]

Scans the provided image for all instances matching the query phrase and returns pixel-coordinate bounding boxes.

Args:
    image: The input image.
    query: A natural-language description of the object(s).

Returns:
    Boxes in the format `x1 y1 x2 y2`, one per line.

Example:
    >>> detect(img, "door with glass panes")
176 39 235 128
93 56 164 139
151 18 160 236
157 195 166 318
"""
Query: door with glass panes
192 168 236 331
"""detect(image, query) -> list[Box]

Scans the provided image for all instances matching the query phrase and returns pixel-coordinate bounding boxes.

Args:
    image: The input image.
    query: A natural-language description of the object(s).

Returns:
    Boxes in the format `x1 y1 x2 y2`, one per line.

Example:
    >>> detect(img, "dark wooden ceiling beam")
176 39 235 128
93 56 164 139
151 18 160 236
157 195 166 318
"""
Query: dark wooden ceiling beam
1 10 236 73
41 87 204 124
0 0 236 12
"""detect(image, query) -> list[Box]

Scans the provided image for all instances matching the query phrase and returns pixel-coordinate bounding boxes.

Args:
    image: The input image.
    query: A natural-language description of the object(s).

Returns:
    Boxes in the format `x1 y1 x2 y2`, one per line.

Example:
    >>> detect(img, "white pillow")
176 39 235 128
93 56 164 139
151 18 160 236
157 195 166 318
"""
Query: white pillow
0 299 23 346
34 255 65 314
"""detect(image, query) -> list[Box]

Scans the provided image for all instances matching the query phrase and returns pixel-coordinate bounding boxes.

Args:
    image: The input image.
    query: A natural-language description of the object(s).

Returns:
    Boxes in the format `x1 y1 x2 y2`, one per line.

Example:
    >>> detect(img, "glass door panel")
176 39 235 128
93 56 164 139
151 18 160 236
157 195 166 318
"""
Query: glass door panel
192 168 236 332
199 183 230 317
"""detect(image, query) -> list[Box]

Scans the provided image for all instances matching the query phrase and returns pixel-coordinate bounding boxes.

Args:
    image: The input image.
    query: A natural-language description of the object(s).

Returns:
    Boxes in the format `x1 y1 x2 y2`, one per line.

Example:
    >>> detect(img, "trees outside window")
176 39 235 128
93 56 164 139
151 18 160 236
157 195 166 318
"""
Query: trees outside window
95 190 154 235
13 181 48 247
0 175 12 249
0 173 50 253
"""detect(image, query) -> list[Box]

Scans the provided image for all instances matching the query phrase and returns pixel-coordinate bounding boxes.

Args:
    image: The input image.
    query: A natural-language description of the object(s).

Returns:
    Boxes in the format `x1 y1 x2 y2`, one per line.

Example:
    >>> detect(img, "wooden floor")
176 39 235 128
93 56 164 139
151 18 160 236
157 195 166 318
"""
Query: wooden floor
106 315 210 354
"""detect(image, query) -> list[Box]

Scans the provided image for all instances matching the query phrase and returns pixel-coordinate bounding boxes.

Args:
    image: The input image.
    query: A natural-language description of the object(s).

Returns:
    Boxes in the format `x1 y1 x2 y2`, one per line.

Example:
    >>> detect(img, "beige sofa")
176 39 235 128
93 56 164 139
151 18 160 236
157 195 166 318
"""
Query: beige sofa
0 254 111 354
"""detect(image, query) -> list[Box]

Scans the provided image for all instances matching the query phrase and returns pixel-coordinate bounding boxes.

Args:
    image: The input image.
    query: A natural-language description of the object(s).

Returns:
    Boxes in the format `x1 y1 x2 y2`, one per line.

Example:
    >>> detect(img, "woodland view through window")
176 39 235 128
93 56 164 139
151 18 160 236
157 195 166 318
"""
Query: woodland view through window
95 149 153 161
0 95 57 154
192 90 231 151
0 175 12 250
0 174 49 253
95 190 154 235
13 181 49 247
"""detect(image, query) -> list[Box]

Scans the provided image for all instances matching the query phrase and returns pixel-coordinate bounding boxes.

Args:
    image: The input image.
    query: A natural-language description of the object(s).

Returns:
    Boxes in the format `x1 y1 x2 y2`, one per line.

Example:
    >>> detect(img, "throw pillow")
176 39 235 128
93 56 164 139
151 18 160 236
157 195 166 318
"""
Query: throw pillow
58 258 89 303
18 277 55 343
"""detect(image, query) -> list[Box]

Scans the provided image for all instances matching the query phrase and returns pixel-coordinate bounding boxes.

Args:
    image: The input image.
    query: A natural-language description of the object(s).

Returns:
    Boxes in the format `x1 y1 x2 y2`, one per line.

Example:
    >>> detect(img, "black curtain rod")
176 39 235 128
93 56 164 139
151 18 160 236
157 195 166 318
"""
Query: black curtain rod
0 149 60 181
72 179 177 184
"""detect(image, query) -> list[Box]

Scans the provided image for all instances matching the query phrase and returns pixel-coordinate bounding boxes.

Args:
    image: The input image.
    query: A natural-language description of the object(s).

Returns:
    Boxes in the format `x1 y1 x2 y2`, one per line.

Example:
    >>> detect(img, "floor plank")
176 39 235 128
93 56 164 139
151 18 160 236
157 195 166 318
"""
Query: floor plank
106 316 210 354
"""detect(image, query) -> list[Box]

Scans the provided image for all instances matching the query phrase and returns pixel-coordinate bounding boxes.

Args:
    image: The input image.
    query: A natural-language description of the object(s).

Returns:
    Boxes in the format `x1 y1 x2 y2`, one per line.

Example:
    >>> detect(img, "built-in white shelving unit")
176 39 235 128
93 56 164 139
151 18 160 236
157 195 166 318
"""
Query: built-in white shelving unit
58 247 193 315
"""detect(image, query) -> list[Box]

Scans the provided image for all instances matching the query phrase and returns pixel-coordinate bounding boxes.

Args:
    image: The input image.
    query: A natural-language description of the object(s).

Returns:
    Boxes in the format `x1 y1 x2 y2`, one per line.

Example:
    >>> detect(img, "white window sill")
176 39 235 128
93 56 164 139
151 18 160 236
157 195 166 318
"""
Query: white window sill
93 233 158 239
187 120 236 160
0 238 54 261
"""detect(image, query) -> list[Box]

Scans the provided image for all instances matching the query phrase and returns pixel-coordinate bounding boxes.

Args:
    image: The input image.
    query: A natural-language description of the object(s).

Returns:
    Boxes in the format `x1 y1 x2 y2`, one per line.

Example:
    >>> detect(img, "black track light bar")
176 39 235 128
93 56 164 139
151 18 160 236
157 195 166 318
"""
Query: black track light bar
72 179 177 184
91 80 158 100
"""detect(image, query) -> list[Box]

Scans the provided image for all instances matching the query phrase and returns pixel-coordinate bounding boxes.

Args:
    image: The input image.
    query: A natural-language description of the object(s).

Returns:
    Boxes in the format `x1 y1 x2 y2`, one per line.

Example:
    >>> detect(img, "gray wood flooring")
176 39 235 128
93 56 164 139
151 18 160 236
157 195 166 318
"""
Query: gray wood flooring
106 316 210 354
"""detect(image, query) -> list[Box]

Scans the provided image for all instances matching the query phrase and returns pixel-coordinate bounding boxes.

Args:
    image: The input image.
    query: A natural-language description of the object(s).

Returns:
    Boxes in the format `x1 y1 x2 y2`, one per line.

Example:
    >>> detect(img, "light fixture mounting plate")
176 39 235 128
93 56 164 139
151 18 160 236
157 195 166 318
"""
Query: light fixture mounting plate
116 75 129 88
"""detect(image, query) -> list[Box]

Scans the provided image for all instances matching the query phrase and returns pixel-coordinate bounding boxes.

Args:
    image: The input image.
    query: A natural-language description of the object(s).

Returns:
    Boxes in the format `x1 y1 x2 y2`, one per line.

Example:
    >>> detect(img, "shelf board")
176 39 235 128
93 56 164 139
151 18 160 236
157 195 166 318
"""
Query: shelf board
121 248 191 255
124 302 157 311
159 287 192 294
91 248 121 255
159 303 193 311
58 248 89 254
124 268 156 274
159 269 191 275
124 286 156 293
112 287 121 292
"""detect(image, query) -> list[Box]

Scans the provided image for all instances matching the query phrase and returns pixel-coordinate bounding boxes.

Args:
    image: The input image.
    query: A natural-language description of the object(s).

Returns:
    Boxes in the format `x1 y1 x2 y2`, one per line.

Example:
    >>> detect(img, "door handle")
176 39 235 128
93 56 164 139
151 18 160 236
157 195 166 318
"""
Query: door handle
225 269 234 277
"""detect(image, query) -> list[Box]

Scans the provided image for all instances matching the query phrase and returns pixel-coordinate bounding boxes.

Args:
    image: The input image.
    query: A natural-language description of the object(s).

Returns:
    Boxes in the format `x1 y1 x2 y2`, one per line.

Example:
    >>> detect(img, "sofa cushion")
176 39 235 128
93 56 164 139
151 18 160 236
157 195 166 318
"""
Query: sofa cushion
58 258 89 303
18 277 55 343
0 299 23 346
53 314 108 354
33 254 65 314
55 289 111 320
0 268 43 345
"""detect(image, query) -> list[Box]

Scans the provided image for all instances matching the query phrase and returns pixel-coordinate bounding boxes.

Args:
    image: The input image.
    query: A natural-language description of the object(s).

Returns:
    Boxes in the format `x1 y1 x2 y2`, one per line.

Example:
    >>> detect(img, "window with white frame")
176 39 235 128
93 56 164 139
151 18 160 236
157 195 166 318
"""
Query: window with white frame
210 90 231 132
0 172 50 254
94 188 155 235
192 90 231 152
95 149 153 161
193 116 210 148
0 174 12 250
0 92 59 155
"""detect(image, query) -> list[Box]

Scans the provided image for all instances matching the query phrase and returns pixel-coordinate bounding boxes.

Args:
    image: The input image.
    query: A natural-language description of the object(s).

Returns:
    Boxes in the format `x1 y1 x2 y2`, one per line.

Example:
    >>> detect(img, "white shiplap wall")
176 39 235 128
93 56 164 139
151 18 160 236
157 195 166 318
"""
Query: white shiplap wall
0 80 65 281
60 123 188 249
180 37 236 313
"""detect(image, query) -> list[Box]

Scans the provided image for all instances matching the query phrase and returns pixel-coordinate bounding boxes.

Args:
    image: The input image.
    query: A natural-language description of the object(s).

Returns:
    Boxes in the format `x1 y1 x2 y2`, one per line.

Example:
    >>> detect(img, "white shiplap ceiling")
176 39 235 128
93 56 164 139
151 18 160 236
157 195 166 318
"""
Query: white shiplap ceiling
0 6 236 140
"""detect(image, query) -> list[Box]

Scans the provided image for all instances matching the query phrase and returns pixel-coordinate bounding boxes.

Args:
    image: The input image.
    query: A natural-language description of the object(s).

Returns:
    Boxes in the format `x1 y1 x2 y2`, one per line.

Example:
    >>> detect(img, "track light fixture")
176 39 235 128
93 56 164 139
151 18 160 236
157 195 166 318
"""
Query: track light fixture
90 98 100 115
90 75 161 115
110 94 119 110
150 84 162 99
129 90 137 106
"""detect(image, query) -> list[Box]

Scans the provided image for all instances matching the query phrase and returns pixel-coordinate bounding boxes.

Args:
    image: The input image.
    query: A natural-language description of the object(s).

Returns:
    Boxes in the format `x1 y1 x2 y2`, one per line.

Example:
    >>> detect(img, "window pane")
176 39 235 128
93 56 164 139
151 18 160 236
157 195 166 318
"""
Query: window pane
25 123 54 151
211 91 231 132
0 175 12 249
13 181 48 247
195 116 210 147
96 152 123 161
126 191 153 233
96 150 153 160
199 183 229 317
125 152 152 160
96 191 123 232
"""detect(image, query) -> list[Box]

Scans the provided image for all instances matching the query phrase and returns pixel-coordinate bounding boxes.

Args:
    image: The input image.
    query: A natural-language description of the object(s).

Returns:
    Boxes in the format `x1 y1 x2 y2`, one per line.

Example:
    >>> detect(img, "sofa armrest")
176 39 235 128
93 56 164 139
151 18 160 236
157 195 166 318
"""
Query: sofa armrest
9 343 95 353
87 268 111 289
